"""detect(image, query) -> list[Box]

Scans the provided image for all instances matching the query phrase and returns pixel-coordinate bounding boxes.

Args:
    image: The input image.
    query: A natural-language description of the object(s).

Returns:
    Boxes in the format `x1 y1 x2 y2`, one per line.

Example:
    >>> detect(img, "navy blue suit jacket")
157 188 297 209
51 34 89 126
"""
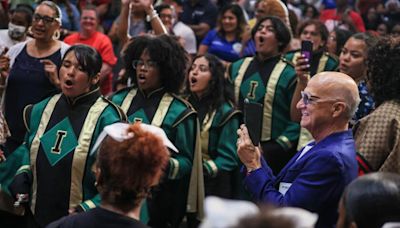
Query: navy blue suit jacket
244 130 358 228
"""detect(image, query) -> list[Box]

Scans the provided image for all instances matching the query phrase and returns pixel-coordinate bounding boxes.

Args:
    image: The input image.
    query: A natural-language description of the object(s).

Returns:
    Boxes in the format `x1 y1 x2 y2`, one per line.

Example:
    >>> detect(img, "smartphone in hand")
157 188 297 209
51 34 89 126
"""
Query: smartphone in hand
301 40 313 71
243 99 263 146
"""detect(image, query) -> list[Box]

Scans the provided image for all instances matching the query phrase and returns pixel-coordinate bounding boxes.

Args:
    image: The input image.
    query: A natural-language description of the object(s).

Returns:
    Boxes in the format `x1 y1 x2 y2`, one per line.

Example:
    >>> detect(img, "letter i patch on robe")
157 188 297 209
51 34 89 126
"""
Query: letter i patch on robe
40 117 78 166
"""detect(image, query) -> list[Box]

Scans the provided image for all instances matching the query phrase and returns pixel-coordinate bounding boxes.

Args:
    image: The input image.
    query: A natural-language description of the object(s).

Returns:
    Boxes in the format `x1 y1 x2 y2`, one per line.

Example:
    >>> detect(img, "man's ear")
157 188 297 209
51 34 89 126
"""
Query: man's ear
332 102 346 118
91 73 100 85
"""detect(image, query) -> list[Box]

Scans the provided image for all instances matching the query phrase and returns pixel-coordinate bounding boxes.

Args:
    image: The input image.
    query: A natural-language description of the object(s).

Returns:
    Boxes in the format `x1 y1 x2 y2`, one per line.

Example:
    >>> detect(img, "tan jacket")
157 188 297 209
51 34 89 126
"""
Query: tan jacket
354 100 400 173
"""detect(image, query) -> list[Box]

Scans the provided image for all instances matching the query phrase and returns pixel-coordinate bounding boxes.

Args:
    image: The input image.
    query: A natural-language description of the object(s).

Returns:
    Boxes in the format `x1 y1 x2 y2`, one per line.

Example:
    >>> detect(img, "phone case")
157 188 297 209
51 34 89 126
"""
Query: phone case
301 40 313 61
244 101 263 146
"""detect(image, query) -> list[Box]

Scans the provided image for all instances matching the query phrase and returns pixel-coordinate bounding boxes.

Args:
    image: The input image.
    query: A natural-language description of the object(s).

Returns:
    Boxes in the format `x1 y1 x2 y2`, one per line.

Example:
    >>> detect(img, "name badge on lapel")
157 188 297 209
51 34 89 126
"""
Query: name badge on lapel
279 182 292 195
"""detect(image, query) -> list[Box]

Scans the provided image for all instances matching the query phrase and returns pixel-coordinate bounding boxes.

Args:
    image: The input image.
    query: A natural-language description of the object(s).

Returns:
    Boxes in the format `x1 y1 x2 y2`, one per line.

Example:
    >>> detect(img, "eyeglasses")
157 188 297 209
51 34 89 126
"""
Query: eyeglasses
33 13 58 24
301 91 320 105
132 60 158 70
300 91 340 105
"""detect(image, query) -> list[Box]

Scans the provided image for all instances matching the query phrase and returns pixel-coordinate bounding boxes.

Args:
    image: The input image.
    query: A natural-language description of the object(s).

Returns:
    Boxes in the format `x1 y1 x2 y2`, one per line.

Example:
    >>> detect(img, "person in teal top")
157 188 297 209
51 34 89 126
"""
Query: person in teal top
111 35 200 228
228 16 300 175
187 53 241 198
4 45 126 227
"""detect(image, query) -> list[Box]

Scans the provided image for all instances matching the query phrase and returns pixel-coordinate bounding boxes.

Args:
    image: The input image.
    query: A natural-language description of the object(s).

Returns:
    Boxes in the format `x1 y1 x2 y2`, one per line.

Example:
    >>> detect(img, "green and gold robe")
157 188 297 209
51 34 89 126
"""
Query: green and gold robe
229 55 300 174
111 87 199 227
190 97 241 198
8 89 126 227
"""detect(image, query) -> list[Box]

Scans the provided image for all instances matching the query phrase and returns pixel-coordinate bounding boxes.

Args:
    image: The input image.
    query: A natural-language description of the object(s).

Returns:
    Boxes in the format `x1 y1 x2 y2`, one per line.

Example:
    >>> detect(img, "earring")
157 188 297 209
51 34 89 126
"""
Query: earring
52 30 60 40
28 26 33 36
94 181 98 187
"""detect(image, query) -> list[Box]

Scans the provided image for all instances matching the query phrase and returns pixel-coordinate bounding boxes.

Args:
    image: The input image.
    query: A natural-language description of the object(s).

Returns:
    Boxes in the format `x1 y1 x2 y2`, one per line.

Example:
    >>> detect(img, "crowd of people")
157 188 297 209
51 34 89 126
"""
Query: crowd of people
0 0 399 227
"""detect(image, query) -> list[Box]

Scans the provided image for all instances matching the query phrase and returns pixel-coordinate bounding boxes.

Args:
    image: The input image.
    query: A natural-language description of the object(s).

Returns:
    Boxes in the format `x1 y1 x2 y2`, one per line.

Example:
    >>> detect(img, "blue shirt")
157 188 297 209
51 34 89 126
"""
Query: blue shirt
201 29 242 62
4 46 61 153
244 130 358 228
352 80 375 124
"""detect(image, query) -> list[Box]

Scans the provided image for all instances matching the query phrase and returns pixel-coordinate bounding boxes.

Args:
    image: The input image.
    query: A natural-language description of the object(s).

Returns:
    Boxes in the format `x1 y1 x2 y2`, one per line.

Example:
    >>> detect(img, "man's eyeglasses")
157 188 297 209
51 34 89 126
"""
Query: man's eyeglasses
301 91 340 105
301 91 320 105
33 13 58 24
132 60 158 70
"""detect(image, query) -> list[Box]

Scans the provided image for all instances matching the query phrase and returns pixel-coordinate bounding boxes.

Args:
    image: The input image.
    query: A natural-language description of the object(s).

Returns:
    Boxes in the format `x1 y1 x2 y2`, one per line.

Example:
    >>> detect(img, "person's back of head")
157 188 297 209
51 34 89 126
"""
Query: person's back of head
333 28 354 56
96 122 170 213
366 36 400 106
235 207 318 228
338 172 400 228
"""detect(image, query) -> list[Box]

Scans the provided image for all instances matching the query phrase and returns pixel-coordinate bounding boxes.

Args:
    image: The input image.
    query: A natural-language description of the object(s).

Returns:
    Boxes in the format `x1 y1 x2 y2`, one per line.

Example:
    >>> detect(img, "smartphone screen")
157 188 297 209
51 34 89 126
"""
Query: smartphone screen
243 99 263 146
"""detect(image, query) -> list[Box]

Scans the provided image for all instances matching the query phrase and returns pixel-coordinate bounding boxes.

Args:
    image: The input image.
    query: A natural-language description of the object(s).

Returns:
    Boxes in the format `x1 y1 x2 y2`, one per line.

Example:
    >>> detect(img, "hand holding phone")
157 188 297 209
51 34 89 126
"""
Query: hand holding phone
301 40 313 64
295 40 313 84
243 99 263 146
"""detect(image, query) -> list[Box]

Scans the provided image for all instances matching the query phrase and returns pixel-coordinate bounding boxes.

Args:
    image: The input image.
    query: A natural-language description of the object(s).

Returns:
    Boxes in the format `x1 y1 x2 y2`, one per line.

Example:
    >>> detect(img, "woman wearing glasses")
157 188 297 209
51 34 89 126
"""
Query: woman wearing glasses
111 35 199 228
0 1 69 157
186 53 241 198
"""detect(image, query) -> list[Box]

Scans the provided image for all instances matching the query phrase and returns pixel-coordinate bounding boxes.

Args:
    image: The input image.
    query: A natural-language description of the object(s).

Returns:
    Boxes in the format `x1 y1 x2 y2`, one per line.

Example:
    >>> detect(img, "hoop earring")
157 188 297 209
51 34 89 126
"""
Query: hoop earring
52 30 60 40
28 26 33 36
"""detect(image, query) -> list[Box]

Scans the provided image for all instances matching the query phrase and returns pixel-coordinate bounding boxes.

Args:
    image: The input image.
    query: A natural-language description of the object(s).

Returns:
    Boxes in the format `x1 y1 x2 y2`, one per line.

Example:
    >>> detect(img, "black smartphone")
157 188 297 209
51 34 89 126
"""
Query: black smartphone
243 99 263 146
301 40 313 69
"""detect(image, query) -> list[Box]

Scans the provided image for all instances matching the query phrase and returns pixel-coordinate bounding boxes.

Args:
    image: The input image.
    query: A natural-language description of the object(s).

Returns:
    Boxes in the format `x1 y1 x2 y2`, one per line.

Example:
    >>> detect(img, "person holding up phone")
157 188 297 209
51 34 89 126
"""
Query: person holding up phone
285 19 339 80
288 20 338 119
237 72 360 228
286 19 339 149
228 16 300 175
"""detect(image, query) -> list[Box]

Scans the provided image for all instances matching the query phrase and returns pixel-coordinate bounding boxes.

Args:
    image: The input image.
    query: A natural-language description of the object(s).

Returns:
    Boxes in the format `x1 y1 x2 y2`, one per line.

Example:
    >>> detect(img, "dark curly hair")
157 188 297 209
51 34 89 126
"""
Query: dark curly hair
366 36 400 106
123 35 189 94
186 53 235 113
96 123 170 213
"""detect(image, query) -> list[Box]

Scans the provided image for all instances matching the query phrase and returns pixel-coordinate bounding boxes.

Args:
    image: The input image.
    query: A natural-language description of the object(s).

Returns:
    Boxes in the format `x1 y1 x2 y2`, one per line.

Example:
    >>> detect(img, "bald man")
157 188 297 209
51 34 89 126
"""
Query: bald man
237 72 360 228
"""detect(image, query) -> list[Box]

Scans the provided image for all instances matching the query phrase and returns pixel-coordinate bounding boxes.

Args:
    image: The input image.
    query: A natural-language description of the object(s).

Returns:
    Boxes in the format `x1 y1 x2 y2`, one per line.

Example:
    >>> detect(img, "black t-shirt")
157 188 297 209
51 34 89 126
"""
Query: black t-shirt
46 207 149 228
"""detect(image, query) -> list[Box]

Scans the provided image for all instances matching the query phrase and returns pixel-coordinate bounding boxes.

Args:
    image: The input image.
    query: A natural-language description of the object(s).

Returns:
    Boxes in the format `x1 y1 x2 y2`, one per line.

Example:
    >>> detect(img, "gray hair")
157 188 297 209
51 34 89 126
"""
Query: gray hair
345 91 361 119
